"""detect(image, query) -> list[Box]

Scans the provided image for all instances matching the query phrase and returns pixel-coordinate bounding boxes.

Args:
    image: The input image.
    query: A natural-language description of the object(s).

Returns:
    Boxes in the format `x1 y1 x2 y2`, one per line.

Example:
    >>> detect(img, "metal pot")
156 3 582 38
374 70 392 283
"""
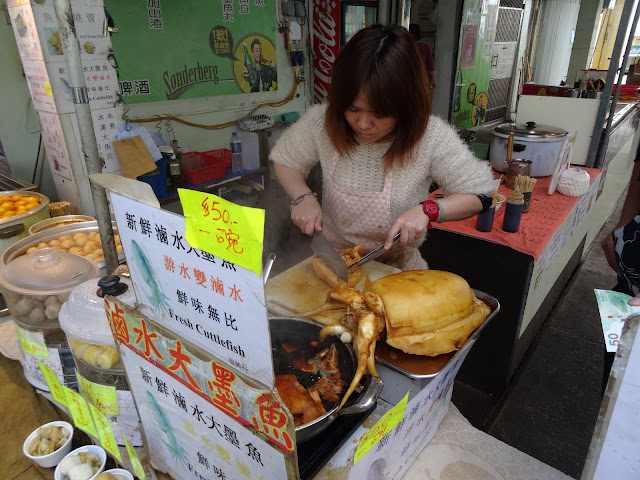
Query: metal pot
0 191 50 253
29 215 94 235
270 317 383 443
490 121 568 177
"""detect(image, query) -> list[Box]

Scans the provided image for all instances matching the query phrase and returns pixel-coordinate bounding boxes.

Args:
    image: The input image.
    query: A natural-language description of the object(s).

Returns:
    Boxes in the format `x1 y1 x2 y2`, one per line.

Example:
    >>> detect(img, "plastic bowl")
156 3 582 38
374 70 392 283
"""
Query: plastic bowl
54 445 107 480
98 469 134 480
23 421 74 468
493 192 506 211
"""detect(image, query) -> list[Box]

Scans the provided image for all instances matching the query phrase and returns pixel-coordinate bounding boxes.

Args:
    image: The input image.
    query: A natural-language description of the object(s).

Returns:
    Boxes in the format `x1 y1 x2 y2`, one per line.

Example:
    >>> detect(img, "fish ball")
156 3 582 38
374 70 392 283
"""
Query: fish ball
44 296 59 307
45 303 60 320
58 235 73 242
72 232 87 240
37 242 49 249
68 247 84 255
48 239 61 247
93 248 103 257
83 242 97 254
34 295 48 301
60 240 76 249
29 307 46 323
75 237 89 247
85 253 99 261
15 298 33 316
88 231 98 239
26 247 37 254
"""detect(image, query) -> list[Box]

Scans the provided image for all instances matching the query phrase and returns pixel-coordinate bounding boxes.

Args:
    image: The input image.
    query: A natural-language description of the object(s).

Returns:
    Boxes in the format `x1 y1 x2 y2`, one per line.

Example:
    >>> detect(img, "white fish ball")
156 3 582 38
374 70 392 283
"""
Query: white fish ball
29 307 46 323
44 296 59 307
45 303 60 320
15 298 33 316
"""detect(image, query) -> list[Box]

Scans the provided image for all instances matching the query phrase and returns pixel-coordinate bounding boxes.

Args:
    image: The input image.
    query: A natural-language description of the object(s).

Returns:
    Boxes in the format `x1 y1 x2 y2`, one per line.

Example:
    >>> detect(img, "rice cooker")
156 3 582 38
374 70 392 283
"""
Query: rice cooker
490 121 568 177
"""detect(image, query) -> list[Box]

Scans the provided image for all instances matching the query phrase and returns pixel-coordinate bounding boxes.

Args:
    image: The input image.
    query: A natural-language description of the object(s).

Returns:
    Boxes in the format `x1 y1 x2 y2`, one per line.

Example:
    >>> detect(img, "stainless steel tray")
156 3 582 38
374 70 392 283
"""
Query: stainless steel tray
373 289 500 380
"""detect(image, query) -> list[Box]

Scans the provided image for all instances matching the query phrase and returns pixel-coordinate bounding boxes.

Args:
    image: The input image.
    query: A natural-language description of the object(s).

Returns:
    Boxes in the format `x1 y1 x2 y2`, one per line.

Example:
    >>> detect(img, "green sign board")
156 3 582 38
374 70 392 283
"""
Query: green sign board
452 0 498 129
106 0 277 103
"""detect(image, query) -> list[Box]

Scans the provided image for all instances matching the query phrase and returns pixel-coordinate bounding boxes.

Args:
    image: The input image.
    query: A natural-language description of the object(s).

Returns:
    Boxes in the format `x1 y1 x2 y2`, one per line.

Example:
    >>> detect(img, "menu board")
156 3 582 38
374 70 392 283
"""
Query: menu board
105 0 278 102
109 298 295 479
70 107 123 174
39 111 74 180
109 193 274 387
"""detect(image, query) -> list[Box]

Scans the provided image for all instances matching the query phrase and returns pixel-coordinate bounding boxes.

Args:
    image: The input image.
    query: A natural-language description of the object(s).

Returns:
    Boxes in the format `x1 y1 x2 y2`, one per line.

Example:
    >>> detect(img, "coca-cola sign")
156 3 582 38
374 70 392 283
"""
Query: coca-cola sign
312 0 340 104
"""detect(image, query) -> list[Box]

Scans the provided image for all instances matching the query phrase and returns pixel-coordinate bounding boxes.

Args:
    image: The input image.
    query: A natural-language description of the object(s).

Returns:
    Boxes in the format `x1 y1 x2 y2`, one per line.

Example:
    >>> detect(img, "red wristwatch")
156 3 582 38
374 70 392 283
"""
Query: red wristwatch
420 200 440 228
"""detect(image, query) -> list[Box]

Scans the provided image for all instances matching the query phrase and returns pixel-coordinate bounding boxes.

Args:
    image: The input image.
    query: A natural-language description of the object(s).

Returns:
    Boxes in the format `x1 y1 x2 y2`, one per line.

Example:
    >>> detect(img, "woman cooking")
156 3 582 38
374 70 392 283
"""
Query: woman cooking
271 25 497 270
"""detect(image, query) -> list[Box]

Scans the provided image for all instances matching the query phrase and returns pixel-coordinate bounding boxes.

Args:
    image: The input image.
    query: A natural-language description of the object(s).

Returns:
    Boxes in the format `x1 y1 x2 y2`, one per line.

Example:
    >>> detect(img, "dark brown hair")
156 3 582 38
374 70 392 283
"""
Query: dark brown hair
325 24 431 170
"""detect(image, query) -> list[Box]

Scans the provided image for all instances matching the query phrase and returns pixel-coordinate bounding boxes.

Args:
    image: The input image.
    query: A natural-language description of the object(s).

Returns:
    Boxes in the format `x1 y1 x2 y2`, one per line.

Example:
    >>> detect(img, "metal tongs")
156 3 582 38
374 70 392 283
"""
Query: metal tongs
347 233 400 275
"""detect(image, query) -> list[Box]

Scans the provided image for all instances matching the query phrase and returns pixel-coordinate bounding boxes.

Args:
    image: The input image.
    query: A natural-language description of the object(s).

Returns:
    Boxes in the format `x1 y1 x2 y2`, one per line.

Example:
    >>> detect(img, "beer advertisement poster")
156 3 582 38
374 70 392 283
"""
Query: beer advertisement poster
106 0 277 103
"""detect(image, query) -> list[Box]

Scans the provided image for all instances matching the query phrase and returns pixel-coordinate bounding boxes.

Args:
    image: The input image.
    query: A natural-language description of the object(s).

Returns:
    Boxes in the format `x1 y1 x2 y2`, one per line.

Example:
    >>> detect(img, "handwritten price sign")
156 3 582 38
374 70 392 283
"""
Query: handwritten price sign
179 189 265 275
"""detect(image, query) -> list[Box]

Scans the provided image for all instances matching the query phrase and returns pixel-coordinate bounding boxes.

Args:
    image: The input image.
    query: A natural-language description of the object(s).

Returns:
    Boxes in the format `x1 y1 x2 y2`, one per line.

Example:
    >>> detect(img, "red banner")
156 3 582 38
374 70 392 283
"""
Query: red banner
312 0 341 104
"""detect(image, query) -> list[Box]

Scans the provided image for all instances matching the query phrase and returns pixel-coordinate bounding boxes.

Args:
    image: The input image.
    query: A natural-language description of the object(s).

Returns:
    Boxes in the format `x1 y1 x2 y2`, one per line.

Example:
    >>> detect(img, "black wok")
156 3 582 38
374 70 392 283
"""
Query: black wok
270 317 383 443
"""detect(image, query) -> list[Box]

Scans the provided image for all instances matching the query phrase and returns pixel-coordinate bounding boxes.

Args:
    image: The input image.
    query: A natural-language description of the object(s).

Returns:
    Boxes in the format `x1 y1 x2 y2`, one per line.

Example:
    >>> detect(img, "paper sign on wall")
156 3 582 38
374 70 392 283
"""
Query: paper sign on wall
38 361 68 407
354 391 409 463
63 386 98 437
179 189 265 275
89 403 122 463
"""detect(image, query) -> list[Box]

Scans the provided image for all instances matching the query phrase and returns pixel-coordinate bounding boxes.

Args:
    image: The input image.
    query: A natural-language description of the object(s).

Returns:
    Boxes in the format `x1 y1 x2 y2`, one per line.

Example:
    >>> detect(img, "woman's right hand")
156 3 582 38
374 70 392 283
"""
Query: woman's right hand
291 196 322 235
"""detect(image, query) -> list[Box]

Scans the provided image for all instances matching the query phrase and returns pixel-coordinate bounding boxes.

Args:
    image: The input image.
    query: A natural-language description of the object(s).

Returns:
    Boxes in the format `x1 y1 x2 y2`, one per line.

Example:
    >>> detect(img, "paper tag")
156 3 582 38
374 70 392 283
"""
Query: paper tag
89 403 122 462
63 386 98 437
44 82 53 96
16 325 49 357
354 391 409 464
38 361 68 406
122 433 147 480
179 189 265 275
77 372 120 415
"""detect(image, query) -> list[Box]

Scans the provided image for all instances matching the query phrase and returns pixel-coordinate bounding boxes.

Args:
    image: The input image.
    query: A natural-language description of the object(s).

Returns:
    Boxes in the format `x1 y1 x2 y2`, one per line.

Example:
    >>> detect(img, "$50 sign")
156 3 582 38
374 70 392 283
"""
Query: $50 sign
179 189 265 275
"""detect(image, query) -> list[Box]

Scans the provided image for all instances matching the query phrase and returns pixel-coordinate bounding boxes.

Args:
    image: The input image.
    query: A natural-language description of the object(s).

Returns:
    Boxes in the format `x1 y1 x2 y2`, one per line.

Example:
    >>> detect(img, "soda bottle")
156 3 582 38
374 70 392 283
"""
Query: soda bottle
230 132 244 174
243 43 259 88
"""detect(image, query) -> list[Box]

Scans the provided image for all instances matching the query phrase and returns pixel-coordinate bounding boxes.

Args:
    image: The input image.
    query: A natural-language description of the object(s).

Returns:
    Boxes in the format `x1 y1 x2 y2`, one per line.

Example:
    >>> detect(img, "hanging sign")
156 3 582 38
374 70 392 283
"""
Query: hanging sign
109 192 273 387
63 385 98 437
16 325 48 357
38 361 68 407
88 403 123 463
122 434 147 480
77 372 119 415
312 0 340 104
179 189 265 275
112 304 295 480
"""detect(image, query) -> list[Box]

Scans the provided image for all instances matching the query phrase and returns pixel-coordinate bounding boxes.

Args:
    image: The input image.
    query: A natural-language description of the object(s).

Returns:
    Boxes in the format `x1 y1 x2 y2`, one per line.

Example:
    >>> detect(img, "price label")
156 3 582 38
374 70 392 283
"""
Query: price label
122 433 147 480
89 403 122 462
354 391 409 464
38 361 68 407
179 189 265 275
62 386 98 437
77 372 119 415
16 325 49 357
44 82 53 96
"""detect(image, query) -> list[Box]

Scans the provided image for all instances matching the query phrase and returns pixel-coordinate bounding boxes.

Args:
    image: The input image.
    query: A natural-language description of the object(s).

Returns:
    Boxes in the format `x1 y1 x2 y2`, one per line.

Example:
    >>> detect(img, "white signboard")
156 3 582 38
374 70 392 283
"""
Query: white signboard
23 60 59 113
121 346 290 480
348 351 469 479
109 192 274 387
39 111 73 180
8 4 43 61
71 107 123 174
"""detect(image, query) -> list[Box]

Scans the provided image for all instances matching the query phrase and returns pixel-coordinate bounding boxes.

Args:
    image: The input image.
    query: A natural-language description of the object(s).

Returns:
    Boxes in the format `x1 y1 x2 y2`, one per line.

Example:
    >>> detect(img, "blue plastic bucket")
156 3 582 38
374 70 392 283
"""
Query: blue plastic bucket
138 157 167 199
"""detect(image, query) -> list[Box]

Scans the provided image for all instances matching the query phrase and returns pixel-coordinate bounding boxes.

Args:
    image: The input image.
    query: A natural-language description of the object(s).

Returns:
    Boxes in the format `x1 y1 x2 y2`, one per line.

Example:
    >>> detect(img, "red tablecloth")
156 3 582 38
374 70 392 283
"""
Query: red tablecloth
429 167 602 261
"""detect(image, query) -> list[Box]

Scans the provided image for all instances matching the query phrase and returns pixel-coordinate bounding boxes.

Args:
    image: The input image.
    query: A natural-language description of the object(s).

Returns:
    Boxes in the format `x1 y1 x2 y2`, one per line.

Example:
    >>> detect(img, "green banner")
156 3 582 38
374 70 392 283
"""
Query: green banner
106 0 277 103
452 0 498 129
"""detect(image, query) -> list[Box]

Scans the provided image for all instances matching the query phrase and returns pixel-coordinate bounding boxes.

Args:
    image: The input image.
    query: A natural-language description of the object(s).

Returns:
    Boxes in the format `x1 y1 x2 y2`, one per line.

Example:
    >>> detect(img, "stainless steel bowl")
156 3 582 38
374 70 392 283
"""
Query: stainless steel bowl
2 220 124 276
29 215 94 235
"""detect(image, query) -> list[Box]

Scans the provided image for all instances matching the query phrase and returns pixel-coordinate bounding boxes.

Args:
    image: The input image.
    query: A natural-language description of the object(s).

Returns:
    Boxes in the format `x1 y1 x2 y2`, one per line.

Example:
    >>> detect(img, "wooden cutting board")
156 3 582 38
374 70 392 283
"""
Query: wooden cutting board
266 256 400 316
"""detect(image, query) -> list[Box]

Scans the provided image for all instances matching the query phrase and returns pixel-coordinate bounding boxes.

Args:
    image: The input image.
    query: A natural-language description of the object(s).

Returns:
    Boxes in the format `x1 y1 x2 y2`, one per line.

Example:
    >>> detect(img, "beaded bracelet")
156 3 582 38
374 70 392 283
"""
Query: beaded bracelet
290 191 317 211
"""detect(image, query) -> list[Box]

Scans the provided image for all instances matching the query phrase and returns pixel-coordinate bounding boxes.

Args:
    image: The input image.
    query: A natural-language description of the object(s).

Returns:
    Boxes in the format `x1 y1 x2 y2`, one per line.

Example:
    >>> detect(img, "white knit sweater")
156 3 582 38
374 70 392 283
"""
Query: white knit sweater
270 104 498 222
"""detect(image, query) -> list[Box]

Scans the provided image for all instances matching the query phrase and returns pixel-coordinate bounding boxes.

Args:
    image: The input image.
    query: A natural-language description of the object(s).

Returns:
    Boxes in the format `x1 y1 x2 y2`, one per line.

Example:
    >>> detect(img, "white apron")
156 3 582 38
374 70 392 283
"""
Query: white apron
321 153 427 271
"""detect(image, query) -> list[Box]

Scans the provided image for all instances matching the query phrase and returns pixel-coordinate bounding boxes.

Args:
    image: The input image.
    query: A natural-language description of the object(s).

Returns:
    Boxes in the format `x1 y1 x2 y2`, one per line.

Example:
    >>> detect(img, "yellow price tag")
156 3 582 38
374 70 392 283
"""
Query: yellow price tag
44 82 53 96
88 403 122 462
122 433 147 480
179 189 265 275
62 386 98 437
77 372 119 415
38 361 68 406
354 391 410 464
16 325 48 357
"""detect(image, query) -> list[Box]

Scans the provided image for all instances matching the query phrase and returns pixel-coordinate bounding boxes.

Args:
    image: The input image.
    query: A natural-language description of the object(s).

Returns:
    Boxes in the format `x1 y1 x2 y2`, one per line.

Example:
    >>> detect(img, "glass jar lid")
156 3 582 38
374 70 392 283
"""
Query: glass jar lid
493 121 568 139
0 247 99 294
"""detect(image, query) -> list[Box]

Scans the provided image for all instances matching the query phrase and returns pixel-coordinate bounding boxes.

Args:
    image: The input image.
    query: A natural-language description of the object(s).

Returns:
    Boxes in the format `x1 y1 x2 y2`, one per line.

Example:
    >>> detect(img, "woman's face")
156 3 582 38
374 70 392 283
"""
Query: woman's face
344 91 397 144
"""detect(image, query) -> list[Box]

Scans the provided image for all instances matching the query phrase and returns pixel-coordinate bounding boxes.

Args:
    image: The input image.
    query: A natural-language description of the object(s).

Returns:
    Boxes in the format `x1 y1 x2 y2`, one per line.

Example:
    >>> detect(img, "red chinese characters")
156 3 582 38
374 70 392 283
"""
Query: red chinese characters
168 340 201 392
104 298 129 345
133 318 164 361
207 360 241 417
252 392 293 452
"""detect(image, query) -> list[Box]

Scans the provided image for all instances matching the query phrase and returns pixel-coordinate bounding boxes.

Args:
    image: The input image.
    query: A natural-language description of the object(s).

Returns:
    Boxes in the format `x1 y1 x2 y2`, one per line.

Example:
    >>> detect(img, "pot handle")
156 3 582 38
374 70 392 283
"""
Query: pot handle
0 223 25 239
337 375 383 416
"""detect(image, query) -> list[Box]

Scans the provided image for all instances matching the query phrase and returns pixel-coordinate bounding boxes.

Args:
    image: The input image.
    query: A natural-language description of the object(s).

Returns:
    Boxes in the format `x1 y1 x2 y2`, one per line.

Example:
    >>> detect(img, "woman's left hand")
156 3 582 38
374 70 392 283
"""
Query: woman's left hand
385 205 429 248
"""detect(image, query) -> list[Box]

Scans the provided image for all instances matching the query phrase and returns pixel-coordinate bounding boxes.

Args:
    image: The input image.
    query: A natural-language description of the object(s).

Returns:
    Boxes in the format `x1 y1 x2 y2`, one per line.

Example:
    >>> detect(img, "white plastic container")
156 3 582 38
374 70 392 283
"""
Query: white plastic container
59 275 142 446
54 445 107 480
23 421 73 468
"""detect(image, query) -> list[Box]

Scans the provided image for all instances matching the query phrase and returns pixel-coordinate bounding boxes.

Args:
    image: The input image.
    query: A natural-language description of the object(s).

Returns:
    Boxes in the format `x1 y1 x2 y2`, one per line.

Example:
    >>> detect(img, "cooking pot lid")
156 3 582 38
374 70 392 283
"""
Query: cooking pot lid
59 275 136 345
493 121 568 138
0 247 98 293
